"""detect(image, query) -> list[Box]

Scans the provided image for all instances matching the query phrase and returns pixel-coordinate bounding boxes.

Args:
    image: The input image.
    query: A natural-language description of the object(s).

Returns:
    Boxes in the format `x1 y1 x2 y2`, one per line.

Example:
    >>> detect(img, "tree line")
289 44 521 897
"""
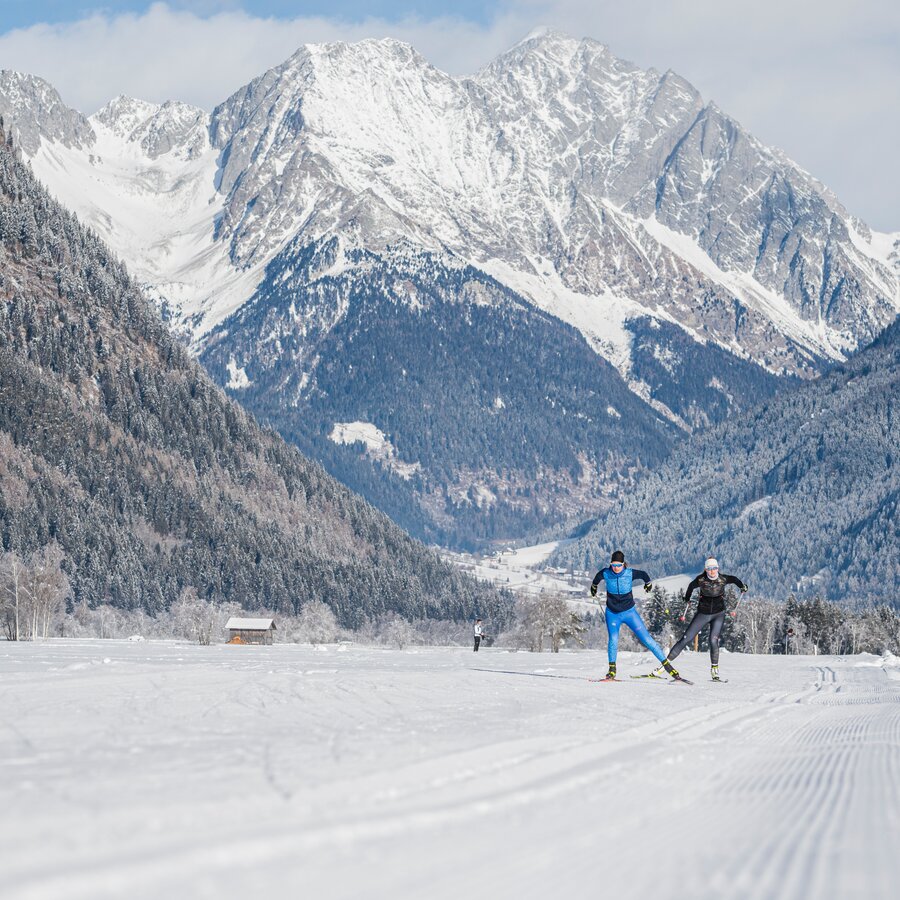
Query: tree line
577 587 900 657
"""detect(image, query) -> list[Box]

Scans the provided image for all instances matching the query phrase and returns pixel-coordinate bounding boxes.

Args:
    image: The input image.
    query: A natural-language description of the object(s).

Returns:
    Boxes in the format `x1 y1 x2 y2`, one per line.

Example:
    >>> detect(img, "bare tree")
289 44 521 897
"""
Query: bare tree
95 604 125 639
735 598 779 654
517 594 586 653
169 587 237 645
25 544 70 639
858 606 900 655
376 612 416 649
842 616 865 654
0 552 26 641
294 600 339 645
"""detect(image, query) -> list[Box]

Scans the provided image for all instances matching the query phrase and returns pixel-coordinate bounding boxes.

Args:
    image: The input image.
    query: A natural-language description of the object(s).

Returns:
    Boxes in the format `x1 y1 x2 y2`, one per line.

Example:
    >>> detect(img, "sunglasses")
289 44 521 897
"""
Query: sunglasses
610 562 625 568
706 566 719 572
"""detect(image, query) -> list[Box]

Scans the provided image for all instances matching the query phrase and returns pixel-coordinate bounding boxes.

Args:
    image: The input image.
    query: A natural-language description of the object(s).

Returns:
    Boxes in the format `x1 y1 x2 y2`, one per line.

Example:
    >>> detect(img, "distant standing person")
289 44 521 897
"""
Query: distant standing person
474 618 484 652
590 550 681 681
651 557 747 682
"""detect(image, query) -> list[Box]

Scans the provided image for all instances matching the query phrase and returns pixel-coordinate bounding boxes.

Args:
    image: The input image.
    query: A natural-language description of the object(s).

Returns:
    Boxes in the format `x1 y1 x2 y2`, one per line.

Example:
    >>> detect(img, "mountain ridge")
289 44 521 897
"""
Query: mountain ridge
3 35 895 362
554 317 900 601
1 33 897 545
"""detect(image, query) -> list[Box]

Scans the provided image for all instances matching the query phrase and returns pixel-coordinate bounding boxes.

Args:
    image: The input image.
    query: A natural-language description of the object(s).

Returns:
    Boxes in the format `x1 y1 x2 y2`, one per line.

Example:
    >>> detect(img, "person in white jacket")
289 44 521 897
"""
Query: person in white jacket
474 618 484 652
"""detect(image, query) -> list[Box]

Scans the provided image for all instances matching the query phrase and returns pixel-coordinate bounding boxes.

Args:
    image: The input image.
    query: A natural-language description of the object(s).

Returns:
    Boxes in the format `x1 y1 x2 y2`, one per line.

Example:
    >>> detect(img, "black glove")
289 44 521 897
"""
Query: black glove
740 585 748 593
644 583 653 593
590 583 597 597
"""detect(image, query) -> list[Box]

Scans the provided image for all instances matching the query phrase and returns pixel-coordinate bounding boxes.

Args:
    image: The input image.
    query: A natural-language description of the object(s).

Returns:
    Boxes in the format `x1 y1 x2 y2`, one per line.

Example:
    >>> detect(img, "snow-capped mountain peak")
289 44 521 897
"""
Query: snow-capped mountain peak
4 35 895 362
92 95 208 160
93 95 161 138
0 69 94 154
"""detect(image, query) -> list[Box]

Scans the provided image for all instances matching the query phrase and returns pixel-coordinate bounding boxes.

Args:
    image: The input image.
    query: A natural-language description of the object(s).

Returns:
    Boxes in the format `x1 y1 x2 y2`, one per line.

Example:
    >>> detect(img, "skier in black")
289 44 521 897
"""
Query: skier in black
474 618 484 652
651 557 747 681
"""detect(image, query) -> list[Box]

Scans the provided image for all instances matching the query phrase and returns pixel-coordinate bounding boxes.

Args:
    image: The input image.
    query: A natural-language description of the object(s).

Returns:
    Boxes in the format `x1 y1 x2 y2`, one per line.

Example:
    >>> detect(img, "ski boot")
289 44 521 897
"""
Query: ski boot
663 659 693 683
711 665 727 683
632 664 666 680
662 659 680 680
590 664 618 683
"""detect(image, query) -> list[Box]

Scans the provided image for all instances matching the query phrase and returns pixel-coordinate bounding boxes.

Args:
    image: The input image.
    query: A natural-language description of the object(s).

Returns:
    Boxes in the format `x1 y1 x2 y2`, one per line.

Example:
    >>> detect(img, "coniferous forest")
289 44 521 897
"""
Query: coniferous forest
200 233 786 548
558 316 900 603
0 121 512 629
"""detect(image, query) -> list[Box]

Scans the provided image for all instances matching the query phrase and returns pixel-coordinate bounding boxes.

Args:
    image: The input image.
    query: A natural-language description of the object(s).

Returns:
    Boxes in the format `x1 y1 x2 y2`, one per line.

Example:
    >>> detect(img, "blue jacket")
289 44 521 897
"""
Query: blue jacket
591 566 652 613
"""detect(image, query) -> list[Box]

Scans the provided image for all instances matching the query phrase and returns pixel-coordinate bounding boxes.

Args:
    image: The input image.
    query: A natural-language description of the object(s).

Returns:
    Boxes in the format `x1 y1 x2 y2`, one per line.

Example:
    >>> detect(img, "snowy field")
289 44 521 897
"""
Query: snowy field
3 641 899 900
442 539 695 607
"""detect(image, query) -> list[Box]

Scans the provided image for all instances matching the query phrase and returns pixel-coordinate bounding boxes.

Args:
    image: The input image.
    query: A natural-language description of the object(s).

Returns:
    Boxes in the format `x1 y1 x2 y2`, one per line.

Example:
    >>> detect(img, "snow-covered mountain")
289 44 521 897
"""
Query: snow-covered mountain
5 35 895 363
1 33 897 544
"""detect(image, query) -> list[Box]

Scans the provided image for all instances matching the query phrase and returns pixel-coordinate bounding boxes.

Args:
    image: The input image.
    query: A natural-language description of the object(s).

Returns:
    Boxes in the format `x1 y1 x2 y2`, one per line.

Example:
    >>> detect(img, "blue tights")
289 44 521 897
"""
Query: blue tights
605 606 666 664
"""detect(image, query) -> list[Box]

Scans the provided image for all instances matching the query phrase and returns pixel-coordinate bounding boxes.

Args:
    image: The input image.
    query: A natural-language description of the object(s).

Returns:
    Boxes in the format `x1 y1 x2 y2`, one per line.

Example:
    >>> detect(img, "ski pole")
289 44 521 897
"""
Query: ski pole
729 591 748 618
678 599 692 623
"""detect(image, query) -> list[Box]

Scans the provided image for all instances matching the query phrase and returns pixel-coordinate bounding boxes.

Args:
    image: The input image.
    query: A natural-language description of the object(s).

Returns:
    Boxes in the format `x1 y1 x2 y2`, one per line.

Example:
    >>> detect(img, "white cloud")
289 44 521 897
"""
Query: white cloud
0 3 526 112
0 1 897 229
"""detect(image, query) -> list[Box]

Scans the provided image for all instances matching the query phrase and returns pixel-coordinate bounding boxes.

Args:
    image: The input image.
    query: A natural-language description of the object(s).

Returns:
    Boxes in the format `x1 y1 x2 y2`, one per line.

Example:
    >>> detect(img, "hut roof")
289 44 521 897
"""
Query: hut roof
225 617 277 631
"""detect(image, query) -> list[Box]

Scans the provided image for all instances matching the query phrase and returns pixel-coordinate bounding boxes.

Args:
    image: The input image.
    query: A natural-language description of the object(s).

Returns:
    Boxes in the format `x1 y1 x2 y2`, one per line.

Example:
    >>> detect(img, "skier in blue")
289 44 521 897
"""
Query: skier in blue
590 550 681 681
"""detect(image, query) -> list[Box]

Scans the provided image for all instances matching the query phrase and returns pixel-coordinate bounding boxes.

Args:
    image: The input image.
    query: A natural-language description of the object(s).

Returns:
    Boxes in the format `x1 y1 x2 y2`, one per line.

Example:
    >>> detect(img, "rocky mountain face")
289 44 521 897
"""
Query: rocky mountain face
0 120 509 625
1 33 897 546
0 70 93 154
93 95 208 160
555 318 900 603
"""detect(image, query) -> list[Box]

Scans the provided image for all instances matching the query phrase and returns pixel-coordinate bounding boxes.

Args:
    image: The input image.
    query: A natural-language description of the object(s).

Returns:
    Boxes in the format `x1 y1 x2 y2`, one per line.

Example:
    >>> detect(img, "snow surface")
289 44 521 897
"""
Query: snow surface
443 540 586 598
328 422 421 480
444 540 696 610
225 357 251 389
848 226 900 305
2 640 898 899
224 617 275 630
30 118 255 340
329 421 391 452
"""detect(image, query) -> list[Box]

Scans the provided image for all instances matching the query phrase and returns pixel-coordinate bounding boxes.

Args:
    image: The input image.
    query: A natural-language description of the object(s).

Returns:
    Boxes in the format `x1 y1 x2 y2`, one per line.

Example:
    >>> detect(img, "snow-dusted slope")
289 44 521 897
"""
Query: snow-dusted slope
21 96 260 335
4 641 899 899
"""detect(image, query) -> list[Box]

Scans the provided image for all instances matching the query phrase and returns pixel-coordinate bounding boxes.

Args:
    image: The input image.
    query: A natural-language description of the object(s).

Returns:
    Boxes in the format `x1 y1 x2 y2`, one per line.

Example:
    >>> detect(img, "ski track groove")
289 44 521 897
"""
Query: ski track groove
704 664 900 899
8 695 793 899
4 649 899 900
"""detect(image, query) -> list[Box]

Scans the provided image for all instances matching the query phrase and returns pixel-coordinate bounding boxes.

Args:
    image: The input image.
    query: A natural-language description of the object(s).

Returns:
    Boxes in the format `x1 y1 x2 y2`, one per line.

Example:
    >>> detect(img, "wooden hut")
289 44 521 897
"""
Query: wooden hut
225 617 277 645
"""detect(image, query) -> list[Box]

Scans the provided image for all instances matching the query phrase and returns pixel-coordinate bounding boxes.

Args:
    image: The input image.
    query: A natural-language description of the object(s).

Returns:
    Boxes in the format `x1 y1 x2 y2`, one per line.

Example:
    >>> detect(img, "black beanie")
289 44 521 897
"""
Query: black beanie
611 550 625 563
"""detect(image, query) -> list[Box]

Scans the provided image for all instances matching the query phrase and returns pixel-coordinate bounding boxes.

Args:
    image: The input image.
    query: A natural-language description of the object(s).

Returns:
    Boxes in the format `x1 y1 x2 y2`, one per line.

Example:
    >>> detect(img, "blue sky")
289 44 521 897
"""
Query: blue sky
1 1 897 231
0 2 497 30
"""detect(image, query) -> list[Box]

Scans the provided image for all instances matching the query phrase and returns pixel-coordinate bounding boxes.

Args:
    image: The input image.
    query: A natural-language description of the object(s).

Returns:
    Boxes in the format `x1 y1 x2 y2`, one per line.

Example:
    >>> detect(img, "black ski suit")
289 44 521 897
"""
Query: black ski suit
668 572 746 666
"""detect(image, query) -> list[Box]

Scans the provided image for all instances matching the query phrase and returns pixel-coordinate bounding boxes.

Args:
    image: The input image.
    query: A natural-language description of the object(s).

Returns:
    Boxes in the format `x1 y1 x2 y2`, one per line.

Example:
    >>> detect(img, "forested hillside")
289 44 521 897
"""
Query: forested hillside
557 319 900 602
0 121 510 627
201 236 707 547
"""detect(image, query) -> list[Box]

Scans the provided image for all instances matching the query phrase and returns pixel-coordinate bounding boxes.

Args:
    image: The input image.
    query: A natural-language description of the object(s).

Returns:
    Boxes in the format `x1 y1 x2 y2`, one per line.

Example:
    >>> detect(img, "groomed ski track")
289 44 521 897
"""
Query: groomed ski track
2 643 898 899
